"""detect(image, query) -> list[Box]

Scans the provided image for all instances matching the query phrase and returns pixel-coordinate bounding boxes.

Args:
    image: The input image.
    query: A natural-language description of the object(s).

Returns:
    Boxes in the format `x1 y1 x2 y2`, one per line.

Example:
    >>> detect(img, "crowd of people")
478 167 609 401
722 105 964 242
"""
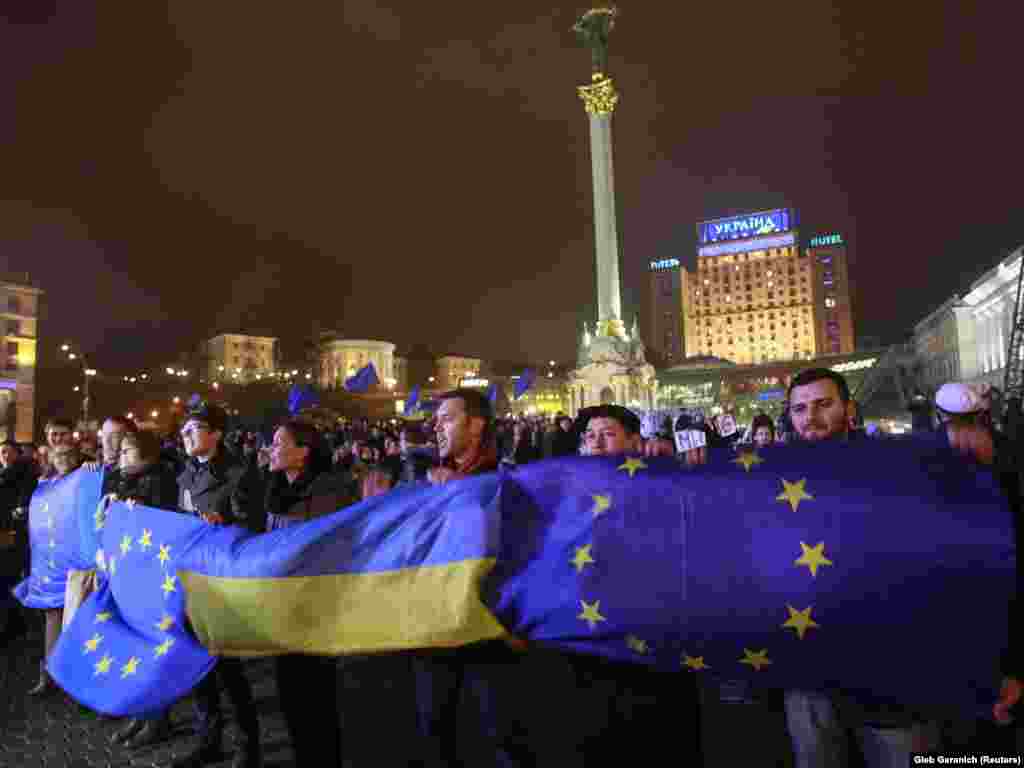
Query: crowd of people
0 365 1019 767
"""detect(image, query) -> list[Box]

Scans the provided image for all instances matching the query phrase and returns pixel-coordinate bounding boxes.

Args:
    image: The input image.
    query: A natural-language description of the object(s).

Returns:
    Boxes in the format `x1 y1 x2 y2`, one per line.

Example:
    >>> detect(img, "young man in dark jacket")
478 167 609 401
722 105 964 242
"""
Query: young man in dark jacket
174 402 263 768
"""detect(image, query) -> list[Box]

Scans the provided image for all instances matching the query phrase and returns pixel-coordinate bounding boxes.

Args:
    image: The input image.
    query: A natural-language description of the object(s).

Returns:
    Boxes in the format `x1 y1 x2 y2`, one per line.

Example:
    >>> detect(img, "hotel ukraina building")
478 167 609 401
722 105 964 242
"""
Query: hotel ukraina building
648 210 855 367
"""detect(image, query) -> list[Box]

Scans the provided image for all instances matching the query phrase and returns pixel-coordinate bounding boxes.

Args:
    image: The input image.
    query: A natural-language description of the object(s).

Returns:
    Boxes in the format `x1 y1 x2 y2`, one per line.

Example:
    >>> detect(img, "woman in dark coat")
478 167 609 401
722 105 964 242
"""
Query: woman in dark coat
266 419 353 767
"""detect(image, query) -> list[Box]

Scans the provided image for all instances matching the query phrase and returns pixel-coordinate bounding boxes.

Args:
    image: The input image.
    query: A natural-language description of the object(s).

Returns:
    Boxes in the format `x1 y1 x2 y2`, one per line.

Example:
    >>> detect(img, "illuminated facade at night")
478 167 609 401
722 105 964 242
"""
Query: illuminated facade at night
681 209 818 366
807 233 856 355
1 280 41 442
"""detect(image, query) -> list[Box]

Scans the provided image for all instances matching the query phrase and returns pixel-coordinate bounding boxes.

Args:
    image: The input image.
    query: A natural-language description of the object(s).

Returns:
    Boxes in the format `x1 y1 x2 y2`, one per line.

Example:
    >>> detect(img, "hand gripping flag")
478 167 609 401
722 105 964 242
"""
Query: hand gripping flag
514 369 535 400
47 502 216 716
57 433 1015 718
287 383 320 415
344 363 379 393
404 385 421 417
13 468 105 609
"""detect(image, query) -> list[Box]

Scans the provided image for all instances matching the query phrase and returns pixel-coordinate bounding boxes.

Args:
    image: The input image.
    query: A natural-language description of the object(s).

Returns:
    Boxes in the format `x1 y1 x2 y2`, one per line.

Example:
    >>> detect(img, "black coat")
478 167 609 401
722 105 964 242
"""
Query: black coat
0 461 36 523
264 468 354 526
177 449 264 530
115 462 180 512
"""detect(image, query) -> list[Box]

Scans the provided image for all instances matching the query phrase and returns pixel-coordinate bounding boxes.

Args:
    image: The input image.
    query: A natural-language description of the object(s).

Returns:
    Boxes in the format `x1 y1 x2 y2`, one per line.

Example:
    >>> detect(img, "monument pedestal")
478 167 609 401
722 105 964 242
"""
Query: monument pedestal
567 322 657 416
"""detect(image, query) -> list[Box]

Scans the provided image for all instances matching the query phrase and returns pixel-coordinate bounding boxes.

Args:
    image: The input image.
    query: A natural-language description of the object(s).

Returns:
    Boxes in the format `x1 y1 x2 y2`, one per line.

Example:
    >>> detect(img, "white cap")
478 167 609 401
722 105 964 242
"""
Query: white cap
934 382 983 415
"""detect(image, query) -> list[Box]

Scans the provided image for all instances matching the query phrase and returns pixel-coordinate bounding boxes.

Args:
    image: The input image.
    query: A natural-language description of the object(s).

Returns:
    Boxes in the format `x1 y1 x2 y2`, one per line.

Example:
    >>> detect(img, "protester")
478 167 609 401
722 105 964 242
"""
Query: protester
0 439 37 645
28 427 82 696
174 402 262 768
108 428 179 749
550 414 578 457
264 419 351 768
750 412 776 448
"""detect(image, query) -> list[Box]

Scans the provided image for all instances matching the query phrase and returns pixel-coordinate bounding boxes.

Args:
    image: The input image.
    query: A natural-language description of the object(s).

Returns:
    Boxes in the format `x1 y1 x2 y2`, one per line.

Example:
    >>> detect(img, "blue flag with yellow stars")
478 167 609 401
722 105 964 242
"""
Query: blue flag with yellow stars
13 468 105 609
47 501 216 716
344 363 379 393
60 433 1014 718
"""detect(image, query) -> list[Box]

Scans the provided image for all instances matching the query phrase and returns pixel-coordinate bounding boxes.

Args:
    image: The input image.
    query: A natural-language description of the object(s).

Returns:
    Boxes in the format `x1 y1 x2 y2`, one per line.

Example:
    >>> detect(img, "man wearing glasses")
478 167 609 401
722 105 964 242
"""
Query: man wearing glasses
174 402 263 768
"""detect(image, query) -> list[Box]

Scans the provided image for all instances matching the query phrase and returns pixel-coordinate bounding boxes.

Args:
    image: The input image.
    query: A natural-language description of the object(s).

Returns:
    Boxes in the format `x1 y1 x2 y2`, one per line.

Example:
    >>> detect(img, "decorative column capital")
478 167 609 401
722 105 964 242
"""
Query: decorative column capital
578 73 619 116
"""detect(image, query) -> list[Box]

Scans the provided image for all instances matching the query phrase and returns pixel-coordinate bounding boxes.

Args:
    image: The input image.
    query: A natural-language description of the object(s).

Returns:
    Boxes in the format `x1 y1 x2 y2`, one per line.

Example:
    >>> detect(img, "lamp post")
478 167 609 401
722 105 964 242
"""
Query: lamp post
61 343 96 428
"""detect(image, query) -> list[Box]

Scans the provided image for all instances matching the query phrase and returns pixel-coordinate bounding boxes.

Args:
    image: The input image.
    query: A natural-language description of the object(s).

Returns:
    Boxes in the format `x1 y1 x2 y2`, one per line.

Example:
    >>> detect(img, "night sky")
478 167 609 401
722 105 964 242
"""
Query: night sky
2 1 1022 374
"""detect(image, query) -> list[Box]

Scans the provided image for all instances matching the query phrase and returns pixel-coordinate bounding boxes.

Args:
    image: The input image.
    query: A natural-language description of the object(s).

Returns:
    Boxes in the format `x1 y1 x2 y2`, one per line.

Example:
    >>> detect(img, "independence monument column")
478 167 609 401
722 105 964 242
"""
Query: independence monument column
575 7 626 341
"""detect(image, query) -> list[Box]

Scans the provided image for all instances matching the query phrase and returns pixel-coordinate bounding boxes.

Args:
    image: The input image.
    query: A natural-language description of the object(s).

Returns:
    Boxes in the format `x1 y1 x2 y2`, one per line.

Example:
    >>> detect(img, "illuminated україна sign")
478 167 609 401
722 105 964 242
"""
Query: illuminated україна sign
698 209 792 244
809 233 844 248
650 258 680 271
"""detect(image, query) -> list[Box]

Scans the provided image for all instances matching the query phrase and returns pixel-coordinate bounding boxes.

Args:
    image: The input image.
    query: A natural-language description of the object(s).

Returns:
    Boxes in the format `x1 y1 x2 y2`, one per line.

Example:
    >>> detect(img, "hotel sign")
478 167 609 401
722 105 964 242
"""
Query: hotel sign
649 258 680 271
460 378 490 388
809 233 844 248
698 209 792 244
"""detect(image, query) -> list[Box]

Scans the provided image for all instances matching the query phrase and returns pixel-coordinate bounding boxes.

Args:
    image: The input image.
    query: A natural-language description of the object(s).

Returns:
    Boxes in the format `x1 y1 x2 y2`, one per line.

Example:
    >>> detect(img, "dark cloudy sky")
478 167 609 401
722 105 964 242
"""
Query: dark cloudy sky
1 1 1022 373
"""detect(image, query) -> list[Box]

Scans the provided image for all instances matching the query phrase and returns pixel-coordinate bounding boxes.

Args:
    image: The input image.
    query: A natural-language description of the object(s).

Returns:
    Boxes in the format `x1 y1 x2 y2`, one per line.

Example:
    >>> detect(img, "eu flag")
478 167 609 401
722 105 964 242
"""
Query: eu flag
404 385 421 416
13 468 105 609
486 383 498 405
47 502 216 716
514 369 535 400
344 363 379 393
287 383 320 415
55 433 1015 719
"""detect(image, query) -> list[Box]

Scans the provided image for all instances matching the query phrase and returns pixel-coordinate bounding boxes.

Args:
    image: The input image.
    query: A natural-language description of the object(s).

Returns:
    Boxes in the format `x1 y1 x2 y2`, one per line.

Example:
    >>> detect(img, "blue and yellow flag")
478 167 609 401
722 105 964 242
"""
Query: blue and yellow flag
344 363 379 393
53 433 1015 718
48 502 216 716
13 468 105 609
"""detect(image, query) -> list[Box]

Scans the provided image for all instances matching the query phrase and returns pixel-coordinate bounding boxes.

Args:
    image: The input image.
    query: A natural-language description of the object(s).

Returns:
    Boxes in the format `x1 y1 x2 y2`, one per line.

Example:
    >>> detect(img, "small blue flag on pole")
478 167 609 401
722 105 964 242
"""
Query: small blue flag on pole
514 369 535 400
404 385 421 416
344 363 379 393
486 383 498 405
287 384 320 415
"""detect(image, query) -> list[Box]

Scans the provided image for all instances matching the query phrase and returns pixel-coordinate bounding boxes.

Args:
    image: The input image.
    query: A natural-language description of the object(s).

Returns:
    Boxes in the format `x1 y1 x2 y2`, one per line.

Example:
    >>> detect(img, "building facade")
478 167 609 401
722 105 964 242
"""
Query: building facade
911 245 1022 393
807 232 856 355
435 355 483 391
319 338 397 390
682 209 819 366
205 334 278 384
646 259 685 364
1 280 41 442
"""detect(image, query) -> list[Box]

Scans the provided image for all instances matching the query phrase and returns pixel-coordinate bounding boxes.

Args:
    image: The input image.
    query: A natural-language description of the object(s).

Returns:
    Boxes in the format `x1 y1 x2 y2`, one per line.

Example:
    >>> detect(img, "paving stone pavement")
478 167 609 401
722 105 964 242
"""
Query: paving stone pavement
1 626 297 768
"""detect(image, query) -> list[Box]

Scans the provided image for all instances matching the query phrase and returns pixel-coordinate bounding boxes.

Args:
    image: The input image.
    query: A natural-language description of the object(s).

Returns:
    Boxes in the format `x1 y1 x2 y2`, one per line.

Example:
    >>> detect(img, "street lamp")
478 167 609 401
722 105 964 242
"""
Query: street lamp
60 344 94 427
173 396 181 404
61 344 70 352
151 410 159 419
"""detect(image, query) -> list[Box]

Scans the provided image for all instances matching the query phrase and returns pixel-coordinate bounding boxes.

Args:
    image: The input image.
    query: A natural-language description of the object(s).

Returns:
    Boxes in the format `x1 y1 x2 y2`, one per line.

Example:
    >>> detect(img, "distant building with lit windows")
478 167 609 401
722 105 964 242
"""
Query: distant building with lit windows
807 233 856 355
645 259 686 364
681 209 819 366
1 279 41 442
435 355 483 391
318 337 397 390
205 334 278 384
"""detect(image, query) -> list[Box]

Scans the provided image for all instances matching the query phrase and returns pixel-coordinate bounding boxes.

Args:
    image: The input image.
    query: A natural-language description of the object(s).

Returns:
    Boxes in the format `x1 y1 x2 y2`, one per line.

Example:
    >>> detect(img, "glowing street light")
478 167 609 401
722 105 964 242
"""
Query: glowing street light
151 410 159 419
549 360 556 366
218 365 225 372
85 368 97 376
291 370 298 376
172 396 181 404
428 376 436 383
73 386 80 392
166 367 175 375
212 382 220 390
126 412 134 420
68 353 77 360
305 373 312 380
61 344 70 352
140 374 148 380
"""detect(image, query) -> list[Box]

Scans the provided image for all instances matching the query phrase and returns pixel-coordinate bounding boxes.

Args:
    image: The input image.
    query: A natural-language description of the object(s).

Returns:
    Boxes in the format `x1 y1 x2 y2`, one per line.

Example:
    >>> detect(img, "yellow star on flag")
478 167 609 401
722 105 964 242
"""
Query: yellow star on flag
156 614 175 632
120 656 140 678
83 633 103 653
48 538 56 549
94 507 106 531
782 604 821 640
46 516 55 530
138 529 153 550
617 457 647 478
591 494 611 517
570 544 596 573
94 653 113 676
108 557 116 576
732 452 764 473
41 575 50 583
682 654 710 671
157 544 171 566
795 541 833 578
95 550 106 571
48 558 56 569
154 637 175 657
120 534 132 556
577 599 607 630
95 612 112 623
776 478 813 512
739 648 772 671
626 635 649 654
161 574 177 597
